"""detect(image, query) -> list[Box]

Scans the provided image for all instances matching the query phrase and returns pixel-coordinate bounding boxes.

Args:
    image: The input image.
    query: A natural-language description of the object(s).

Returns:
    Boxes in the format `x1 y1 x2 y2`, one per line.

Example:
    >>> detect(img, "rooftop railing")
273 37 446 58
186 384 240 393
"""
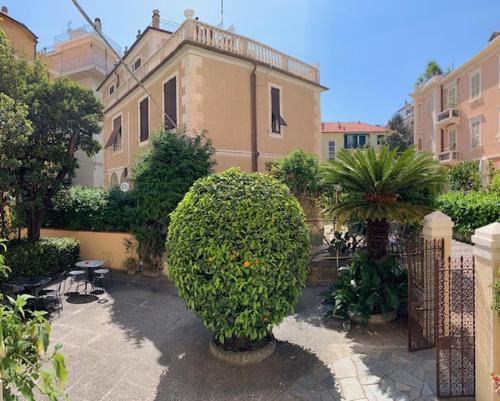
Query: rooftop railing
104 17 319 106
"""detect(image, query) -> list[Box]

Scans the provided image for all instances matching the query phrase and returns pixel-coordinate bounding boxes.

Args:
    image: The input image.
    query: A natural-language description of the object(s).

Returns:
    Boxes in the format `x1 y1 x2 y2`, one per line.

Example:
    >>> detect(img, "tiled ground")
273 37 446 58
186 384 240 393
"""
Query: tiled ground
47 272 443 401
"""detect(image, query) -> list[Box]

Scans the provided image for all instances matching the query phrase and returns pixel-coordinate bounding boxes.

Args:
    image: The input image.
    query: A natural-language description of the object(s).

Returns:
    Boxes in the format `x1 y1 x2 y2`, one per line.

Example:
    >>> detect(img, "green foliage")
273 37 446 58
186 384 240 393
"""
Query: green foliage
448 161 481 192
167 168 310 343
323 251 407 321
416 60 444 86
489 171 500 192
0 243 68 400
437 191 500 238
493 276 500 314
4 237 79 281
381 113 413 151
44 186 136 232
0 30 103 241
131 129 215 272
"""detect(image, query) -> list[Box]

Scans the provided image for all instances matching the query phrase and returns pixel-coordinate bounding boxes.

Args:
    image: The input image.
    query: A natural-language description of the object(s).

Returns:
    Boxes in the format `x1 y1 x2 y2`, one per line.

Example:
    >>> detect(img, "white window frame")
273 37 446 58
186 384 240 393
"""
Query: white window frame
138 94 150 146
469 116 481 149
111 112 123 155
161 71 179 130
417 103 423 129
445 83 457 109
469 68 482 102
268 82 284 138
133 57 142 72
448 126 457 150
327 140 336 160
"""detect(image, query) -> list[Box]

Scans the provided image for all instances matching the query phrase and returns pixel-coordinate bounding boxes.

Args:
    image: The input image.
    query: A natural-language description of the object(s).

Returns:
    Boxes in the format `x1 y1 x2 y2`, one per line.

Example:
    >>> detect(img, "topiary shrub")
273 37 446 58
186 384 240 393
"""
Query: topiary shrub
448 161 481 192
4 237 79 280
167 168 310 347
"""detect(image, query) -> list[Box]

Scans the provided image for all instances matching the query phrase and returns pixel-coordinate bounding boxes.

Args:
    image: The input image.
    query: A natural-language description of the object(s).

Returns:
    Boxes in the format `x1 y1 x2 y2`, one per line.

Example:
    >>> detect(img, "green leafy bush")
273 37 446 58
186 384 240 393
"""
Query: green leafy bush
167 168 310 345
490 172 500 193
493 278 500 314
4 237 79 280
448 161 481 192
437 191 500 238
43 186 136 232
323 251 407 321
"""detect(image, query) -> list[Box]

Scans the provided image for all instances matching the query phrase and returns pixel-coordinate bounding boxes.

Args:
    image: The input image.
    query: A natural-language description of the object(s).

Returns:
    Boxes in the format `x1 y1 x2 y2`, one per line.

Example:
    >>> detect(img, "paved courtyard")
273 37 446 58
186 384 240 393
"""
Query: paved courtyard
50 272 441 401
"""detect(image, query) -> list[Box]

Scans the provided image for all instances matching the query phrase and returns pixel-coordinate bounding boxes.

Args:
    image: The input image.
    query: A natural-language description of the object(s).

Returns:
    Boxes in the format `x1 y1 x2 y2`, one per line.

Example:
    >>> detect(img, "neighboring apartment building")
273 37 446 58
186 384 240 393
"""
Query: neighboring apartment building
0 5 37 60
397 100 414 130
41 20 120 186
412 32 500 168
97 9 326 188
320 122 388 161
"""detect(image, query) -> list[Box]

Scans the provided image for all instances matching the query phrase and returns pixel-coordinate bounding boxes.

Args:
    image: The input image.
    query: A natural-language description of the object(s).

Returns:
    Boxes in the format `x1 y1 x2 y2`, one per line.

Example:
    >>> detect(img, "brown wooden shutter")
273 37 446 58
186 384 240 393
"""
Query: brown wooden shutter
271 87 280 133
163 77 177 130
140 98 149 142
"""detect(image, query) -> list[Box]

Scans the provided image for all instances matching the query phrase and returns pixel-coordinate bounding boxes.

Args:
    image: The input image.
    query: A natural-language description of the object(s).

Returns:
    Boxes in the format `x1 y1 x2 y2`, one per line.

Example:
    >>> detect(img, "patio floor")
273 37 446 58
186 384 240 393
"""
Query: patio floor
50 272 440 401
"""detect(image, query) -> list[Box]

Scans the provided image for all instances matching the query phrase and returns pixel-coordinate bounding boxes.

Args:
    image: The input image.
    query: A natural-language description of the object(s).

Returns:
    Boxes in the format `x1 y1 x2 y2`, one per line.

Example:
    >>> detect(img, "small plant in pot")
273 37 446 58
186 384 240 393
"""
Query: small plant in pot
167 168 310 365
122 238 138 275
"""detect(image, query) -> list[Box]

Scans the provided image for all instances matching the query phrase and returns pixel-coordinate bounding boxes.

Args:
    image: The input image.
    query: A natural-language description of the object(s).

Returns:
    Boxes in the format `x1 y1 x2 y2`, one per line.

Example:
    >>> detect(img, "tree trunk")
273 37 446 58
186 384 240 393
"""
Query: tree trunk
366 219 390 260
27 209 44 242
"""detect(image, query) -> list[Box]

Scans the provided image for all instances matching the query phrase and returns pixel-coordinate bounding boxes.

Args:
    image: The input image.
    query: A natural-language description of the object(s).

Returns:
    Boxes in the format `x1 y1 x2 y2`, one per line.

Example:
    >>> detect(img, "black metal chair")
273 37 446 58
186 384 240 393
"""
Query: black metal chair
94 252 114 290
39 271 66 311
66 267 88 294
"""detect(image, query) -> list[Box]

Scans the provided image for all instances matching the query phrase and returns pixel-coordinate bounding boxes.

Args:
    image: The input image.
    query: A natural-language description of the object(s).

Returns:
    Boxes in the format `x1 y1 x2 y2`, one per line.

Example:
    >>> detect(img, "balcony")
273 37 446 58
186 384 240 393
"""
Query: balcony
436 108 460 128
104 17 320 107
438 149 459 163
50 55 113 76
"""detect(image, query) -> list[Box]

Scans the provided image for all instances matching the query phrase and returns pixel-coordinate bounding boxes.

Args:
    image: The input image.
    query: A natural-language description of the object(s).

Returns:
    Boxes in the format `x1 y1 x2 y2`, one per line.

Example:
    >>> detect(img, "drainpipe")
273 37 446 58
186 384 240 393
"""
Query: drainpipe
250 63 258 172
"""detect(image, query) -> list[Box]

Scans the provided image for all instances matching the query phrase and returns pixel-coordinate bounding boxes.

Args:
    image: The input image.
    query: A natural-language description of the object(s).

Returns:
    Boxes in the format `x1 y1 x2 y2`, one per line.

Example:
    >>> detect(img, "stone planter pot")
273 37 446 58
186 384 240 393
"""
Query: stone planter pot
351 311 397 324
127 269 136 275
209 337 276 366
142 270 162 278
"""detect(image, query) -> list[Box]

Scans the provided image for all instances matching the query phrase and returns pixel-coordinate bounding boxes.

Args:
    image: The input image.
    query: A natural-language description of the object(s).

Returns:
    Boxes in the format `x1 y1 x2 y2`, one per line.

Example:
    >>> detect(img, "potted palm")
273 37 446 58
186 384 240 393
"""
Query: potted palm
322 147 446 323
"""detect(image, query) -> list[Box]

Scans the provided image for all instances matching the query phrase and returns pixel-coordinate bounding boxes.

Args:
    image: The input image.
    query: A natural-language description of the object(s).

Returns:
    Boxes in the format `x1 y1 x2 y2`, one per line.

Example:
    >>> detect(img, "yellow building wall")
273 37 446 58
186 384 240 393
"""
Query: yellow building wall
321 132 386 161
0 17 36 60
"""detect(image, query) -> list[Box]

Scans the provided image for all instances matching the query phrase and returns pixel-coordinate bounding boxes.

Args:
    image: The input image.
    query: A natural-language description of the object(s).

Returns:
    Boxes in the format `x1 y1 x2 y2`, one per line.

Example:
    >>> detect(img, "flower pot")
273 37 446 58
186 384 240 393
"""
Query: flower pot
209 336 276 366
351 311 397 324
142 270 162 278
127 269 136 275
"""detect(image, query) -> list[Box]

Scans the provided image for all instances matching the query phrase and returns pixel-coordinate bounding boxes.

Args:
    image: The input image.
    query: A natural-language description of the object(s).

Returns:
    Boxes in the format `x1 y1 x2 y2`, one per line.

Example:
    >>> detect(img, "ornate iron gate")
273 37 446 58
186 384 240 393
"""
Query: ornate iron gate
436 256 475 398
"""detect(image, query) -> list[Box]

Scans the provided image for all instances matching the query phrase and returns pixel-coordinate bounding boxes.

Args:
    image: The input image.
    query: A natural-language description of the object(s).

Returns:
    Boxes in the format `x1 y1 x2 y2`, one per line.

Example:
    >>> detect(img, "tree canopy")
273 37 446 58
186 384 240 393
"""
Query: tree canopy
381 113 414 151
0 30 103 240
416 60 444 86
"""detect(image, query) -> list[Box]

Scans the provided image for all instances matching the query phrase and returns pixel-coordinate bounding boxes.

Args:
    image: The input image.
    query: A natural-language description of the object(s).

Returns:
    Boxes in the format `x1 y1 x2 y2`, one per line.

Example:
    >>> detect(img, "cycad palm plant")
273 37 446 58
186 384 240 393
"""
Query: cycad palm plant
323 147 446 260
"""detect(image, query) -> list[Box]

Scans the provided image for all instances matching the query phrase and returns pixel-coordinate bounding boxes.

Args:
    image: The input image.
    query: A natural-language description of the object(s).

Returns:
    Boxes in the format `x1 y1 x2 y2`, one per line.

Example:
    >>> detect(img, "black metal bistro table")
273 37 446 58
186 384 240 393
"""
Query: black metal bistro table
11 275 51 307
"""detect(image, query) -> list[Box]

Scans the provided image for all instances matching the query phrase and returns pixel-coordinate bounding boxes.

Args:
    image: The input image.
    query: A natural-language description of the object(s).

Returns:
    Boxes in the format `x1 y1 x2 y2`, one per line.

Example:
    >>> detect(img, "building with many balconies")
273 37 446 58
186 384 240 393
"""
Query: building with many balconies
97 9 326 188
411 32 500 167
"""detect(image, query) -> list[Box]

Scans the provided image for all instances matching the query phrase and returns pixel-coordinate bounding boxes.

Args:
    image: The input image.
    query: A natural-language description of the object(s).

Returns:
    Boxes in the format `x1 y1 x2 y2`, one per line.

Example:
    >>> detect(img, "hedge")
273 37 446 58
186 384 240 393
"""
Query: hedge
4 237 80 280
437 191 500 238
43 186 135 232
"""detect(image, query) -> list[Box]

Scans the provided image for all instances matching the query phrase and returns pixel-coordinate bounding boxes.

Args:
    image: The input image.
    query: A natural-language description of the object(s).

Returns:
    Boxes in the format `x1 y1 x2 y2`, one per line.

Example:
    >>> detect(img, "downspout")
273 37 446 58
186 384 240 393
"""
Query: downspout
250 63 258 172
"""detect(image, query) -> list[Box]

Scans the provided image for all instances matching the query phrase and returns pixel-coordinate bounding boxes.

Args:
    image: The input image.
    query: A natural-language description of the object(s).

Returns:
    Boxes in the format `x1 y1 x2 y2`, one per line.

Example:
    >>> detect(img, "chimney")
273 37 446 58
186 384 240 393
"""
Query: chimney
1 6 7 14
152 9 160 28
94 17 102 32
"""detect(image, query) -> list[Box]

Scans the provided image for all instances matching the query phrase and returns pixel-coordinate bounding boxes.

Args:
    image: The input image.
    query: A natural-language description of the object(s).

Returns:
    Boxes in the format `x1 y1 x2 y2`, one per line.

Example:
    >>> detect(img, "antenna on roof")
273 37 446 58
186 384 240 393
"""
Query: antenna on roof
221 0 224 27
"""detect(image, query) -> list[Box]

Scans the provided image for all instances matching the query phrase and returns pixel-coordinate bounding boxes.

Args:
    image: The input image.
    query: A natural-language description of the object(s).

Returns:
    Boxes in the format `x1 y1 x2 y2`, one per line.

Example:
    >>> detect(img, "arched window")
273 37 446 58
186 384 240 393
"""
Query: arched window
109 172 119 187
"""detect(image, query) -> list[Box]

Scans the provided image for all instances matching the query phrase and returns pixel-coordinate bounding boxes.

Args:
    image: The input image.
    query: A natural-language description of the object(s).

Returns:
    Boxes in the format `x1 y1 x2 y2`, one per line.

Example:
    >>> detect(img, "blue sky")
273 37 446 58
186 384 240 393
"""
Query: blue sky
3 0 499 125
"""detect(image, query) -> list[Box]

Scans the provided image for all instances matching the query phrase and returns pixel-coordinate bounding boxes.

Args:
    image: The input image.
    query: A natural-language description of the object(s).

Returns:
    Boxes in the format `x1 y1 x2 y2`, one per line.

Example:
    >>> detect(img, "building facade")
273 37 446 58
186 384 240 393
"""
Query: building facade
320 122 388 161
0 5 37 60
411 33 500 168
396 100 414 130
41 20 120 187
98 9 326 188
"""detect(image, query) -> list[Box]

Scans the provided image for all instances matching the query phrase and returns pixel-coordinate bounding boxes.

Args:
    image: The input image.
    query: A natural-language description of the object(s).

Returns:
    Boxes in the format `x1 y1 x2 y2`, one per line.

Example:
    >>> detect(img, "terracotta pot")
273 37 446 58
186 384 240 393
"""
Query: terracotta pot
351 311 397 324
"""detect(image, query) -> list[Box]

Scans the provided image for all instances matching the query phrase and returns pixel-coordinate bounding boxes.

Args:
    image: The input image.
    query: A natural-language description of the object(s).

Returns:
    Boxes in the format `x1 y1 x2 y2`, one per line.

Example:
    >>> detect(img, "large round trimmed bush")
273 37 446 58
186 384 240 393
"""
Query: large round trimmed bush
167 168 310 346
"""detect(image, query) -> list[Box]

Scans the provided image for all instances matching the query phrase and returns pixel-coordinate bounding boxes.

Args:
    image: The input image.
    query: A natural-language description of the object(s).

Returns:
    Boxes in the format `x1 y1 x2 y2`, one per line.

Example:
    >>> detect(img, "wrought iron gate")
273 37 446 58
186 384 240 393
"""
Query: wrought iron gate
436 256 475 398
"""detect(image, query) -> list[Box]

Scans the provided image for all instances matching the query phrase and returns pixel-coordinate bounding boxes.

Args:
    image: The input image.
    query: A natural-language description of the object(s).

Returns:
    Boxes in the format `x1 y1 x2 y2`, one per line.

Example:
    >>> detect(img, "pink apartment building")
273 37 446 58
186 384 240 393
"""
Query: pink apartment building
412 32 500 168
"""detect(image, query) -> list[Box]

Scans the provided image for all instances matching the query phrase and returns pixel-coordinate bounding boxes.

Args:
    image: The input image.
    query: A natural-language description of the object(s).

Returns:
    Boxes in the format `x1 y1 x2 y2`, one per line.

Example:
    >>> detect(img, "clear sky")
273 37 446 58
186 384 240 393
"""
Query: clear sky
3 0 500 125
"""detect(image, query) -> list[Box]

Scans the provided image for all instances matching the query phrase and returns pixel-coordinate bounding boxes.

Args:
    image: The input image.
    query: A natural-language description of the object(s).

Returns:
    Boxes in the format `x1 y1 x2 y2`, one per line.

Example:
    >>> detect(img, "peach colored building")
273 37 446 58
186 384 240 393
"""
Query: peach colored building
40 19 120 187
0 5 37 60
320 122 388 161
97 9 326 188
412 32 500 168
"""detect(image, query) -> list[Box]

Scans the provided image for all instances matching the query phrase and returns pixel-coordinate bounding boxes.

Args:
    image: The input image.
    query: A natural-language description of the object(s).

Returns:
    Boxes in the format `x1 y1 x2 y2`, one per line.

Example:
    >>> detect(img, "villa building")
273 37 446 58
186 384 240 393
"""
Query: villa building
320 121 388 161
0 6 37 60
97 9 326 188
411 32 500 168
396 100 414 130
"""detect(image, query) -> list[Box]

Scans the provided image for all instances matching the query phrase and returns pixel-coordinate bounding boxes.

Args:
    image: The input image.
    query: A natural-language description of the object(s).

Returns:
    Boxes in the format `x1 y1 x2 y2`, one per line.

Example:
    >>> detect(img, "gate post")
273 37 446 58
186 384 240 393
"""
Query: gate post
422 211 453 260
472 222 500 401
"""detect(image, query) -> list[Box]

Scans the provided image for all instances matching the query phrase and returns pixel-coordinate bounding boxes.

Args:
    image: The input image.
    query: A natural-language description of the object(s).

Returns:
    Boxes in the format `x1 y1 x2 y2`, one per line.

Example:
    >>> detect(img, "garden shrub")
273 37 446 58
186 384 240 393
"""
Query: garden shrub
43 186 136 232
167 168 310 345
4 237 79 280
448 161 481 192
437 191 500 238
490 171 500 193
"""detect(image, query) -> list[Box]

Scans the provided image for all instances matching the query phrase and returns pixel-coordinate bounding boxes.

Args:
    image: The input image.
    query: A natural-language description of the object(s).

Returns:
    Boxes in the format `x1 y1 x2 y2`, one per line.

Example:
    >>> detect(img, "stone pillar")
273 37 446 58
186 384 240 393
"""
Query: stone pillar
422 210 454 260
472 222 500 401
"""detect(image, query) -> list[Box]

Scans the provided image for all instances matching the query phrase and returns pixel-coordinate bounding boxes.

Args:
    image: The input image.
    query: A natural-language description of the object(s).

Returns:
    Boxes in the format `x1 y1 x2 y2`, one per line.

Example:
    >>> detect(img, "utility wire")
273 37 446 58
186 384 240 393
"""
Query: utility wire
70 0 177 130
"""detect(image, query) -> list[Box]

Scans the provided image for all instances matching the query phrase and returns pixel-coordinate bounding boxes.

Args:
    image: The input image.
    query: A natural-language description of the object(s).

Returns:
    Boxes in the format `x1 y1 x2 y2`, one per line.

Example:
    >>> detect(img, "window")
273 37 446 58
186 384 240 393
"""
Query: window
469 116 481 148
417 103 423 129
470 68 481 101
133 58 142 72
328 141 336 160
112 115 122 152
139 97 149 142
417 138 423 151
448 127 457 150
377 134 385 145
109 84 115 96
163 76 177 130
446 85 457 108
344 134 368 149
270 86 287 134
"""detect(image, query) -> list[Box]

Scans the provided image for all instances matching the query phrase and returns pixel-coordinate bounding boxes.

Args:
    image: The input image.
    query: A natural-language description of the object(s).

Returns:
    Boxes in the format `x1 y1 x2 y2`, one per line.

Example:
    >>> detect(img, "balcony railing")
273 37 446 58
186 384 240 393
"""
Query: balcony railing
53 25 122 54
438 149 459 163
436 108 460 128
51 55 113 75
104 18 320 107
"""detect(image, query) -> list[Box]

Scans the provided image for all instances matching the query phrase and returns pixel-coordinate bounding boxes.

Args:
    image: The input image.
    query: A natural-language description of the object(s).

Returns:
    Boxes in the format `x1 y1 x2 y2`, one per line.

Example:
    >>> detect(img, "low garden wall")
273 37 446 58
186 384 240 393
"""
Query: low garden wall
40 229 137 270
